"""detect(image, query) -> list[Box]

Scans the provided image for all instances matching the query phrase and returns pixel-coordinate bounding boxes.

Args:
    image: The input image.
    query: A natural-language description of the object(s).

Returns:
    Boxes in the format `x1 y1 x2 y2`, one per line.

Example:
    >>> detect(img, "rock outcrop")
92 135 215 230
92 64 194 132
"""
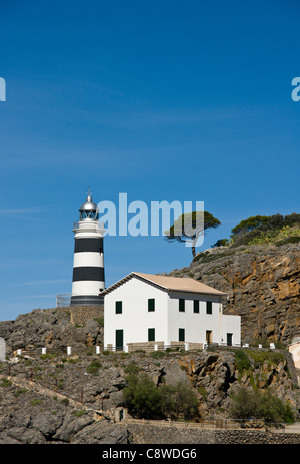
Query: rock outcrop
168 243 300 344
0 308 103 356
0 242 299 443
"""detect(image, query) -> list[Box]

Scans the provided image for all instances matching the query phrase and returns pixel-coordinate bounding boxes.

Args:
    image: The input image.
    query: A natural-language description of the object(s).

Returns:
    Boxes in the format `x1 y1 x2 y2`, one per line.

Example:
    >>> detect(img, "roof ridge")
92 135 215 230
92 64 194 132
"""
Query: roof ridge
100 271 227 297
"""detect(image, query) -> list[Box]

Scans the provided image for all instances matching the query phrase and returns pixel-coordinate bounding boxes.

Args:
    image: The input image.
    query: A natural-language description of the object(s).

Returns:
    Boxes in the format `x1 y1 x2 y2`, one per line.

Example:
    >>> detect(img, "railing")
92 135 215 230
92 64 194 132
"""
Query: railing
103 342 244 354
56 294 104 307
124 417 286 431
73 221 105 233
103 341 280 354
56 294 71 307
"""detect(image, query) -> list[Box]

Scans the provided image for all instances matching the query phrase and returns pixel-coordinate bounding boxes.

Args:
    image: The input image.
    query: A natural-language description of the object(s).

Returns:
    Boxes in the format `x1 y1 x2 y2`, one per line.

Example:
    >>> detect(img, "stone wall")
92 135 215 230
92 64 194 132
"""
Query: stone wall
110 341 203 353
127 423 215 444
214 429 300 444
126 342 165 353
127 423 300 445
58 306 103 326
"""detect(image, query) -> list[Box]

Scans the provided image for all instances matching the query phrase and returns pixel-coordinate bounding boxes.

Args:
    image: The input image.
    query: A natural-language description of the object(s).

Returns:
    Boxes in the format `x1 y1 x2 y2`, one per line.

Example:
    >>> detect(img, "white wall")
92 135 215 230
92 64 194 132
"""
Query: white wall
104 277 241 349
289 342 300 369
104 277 168 348
73 252 104 268
167 292 223 345
222 315 241 346
72 280 103 295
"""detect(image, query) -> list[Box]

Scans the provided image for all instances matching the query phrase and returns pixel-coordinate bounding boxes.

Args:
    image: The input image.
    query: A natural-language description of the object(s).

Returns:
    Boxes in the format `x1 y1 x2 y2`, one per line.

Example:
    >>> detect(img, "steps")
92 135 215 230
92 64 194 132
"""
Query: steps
7 375 109 420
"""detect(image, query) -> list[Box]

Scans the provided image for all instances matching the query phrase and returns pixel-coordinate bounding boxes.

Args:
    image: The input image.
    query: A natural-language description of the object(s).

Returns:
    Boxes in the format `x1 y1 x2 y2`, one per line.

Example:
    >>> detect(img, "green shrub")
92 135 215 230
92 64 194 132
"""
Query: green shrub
94 317 104 327
212 239 229 248
86 360 102 374
67 358 79 364
159 382 199 420
123 373 162 419
248 350 285 367
275 236 300 247
193 251 236 263
233 350 252 373
259 389 295 424
0 378 12 388
61 398 69 406
14 388 27 397
230 386 295 424
198 386 208 401
124 362 142 374
31 399 43 406
73 410 85 417
122 373 199 420
150 351 167 359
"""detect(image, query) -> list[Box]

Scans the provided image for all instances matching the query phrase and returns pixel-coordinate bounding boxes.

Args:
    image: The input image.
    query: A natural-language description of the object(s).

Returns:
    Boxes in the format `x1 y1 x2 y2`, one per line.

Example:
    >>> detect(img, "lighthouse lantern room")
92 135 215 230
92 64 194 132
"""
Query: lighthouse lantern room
70 189 105 306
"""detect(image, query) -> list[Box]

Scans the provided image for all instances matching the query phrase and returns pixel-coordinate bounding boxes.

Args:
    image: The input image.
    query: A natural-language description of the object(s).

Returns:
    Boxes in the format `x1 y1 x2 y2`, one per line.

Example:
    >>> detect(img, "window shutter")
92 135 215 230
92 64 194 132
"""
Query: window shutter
116 301 122 314
179 299 185 312
148 328 155 341
206 301 212 314
179 328 185 342
148 298 155 312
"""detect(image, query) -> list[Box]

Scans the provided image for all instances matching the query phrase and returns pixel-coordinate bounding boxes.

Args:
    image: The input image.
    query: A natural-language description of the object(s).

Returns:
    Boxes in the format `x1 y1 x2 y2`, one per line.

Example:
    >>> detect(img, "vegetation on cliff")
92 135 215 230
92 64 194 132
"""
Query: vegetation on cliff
230 386 295 424
0 311 299 444
213 212 300 249
165 210 221 258
170 240 300 345
123 373 199 420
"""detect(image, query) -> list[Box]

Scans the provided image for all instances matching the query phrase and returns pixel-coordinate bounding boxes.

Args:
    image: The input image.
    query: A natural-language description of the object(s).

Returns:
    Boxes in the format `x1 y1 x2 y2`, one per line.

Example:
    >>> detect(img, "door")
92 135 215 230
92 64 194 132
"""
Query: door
227 333 233 346
116 330 124 351
206 330 212 345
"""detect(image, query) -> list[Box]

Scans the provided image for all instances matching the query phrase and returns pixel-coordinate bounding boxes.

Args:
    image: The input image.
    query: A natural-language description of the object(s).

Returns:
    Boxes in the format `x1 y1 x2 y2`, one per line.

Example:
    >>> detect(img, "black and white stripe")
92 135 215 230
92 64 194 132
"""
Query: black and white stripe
71 237 105 306
71 191 105 306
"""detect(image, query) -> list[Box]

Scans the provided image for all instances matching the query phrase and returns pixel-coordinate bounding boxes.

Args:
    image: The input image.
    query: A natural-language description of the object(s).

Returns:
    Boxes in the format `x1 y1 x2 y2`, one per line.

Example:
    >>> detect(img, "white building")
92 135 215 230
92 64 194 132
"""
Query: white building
288 338 300 369
102 272 241 352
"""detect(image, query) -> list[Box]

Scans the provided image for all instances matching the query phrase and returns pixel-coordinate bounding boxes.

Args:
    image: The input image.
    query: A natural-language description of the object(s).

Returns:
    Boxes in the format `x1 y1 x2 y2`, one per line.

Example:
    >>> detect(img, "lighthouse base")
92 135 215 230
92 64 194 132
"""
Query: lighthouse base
70 295 104 306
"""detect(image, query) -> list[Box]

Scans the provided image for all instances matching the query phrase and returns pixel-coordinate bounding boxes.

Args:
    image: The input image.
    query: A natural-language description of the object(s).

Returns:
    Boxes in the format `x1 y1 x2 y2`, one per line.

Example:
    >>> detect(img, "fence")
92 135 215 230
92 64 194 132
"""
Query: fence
103 341 261 353
56 294 104 307
124 417 286 432
56 294 72 307
8 340 283 361
12 345 102 358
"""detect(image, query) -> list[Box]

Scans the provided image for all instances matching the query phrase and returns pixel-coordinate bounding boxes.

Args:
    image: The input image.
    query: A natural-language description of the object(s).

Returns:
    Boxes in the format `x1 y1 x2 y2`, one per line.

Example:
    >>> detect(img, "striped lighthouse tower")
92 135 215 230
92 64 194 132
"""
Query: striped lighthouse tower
70 189 105 306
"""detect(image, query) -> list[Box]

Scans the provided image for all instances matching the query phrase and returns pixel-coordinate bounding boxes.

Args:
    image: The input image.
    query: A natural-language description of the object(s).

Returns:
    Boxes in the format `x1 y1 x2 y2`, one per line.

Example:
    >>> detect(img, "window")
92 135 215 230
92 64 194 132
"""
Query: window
115 301 122 314
193 300 199 313
179 299 185 312
179 328 185 342
148 328 155 341
148 298 155 312
80 211 99 220
206 301 212 315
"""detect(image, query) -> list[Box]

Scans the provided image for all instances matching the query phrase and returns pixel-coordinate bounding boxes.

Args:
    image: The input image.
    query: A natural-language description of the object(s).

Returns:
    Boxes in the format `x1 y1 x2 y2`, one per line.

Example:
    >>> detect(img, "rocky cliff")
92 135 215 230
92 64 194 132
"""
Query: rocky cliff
0 306 299 444
168 242 300 344
0 242 299 443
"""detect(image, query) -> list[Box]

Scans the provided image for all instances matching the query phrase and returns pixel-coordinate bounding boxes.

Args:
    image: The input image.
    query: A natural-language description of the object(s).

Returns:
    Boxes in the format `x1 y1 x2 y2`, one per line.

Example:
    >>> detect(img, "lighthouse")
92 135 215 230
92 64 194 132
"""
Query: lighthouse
70 189 105 306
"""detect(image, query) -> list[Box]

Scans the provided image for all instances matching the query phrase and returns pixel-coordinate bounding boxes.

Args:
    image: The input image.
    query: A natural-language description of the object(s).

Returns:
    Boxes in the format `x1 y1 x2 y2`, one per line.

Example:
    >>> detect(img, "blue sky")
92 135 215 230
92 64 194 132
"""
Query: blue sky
0 0 299 321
